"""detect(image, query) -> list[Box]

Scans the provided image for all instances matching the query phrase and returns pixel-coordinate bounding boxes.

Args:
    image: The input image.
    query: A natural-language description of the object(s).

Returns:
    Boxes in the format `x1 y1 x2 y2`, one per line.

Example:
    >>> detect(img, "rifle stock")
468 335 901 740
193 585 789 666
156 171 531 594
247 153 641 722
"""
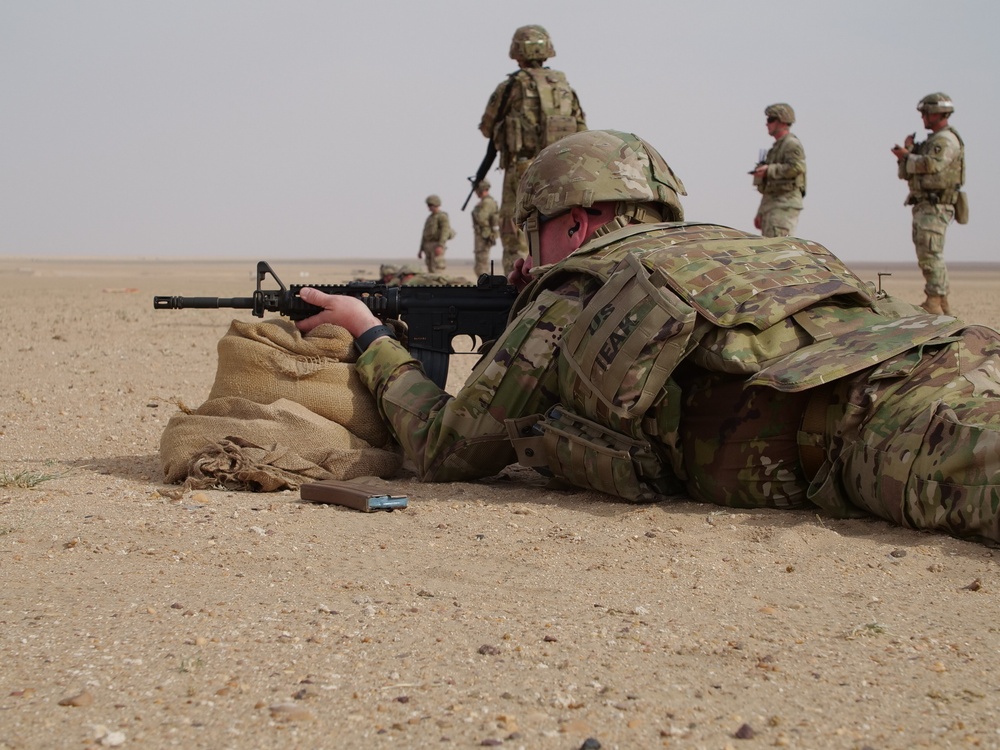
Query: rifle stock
153 261 517 389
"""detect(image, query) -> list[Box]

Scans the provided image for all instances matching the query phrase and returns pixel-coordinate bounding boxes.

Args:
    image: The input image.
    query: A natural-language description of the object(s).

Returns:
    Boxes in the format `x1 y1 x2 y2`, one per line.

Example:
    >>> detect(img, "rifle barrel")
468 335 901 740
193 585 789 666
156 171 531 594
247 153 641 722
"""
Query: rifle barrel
153 296 256 310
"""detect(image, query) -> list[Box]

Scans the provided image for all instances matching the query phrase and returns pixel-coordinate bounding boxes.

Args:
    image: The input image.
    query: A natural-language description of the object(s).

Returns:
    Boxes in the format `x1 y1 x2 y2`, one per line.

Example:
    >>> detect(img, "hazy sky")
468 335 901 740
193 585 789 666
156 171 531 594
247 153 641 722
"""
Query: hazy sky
2 1 997 264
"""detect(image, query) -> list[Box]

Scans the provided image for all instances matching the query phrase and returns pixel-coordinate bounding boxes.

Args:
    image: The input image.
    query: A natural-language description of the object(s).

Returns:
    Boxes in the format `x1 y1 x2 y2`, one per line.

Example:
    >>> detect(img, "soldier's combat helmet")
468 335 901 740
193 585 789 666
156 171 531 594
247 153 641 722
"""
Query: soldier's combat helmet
398 264 421 276
476 178 491 191
917 92 954 114
764 103 795 125
425 194 442 207
379 263 399 278
514 130 686 225
509 25 555 63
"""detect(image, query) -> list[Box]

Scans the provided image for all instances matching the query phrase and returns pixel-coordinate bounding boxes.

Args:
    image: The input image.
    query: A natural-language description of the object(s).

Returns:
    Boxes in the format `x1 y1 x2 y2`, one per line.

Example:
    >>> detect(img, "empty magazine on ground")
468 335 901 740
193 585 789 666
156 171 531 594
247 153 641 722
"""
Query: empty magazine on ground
300 479 408 512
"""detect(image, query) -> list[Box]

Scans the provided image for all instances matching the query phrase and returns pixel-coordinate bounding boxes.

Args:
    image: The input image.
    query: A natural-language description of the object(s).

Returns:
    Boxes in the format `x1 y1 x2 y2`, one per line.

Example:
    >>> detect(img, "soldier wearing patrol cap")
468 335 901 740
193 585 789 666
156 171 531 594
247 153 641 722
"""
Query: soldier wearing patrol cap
892 93 967 315
479 25 586 277
296 129 1000 545
471 178 500 277
418 194 453 273
751 103 806 238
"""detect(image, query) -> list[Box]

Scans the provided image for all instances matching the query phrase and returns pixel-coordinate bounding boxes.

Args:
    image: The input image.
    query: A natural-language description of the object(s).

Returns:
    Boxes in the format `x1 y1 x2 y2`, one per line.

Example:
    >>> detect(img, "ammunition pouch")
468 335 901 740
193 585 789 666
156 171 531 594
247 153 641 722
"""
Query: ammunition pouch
506 406 678 502
955 190 969 224
907 189 960 209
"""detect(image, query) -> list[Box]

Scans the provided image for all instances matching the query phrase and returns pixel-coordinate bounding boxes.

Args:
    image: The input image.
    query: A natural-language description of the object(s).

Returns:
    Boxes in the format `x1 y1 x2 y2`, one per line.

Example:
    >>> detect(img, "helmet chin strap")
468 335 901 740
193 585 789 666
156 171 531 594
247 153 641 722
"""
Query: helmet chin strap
591 202 667 239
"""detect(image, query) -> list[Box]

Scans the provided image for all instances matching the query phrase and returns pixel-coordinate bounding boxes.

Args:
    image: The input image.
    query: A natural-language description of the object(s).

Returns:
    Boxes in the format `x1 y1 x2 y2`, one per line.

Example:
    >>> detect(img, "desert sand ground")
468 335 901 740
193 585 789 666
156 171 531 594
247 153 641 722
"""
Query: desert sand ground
2 254 1000 750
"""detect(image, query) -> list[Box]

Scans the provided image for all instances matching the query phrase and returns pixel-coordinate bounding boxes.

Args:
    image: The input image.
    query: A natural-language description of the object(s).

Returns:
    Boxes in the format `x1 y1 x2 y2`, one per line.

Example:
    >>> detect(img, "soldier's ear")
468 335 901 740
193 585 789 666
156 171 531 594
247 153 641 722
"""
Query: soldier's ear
571 204 612 248
567 207 592 250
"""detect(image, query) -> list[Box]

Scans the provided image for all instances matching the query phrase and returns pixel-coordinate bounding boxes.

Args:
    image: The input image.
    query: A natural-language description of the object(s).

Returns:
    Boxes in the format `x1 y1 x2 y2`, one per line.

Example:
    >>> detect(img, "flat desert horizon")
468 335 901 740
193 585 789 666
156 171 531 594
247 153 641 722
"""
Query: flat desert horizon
3 253 1000 749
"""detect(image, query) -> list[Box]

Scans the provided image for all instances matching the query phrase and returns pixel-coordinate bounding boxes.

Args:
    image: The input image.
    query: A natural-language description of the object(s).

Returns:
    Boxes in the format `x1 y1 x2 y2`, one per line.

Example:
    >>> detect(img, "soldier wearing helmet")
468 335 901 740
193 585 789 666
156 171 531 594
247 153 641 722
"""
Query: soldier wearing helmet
479 25 586 277
891 93 966 315
751 103 806 238
418 194 454 273
296 129 1000 545
470 179 500 277
378 264 400 284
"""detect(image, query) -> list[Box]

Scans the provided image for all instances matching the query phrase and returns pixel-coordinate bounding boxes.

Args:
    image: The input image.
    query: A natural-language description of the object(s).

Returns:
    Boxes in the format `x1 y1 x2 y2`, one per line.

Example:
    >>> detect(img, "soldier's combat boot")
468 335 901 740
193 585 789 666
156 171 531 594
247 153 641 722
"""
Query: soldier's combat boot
940 296 951 315
920 295 945 315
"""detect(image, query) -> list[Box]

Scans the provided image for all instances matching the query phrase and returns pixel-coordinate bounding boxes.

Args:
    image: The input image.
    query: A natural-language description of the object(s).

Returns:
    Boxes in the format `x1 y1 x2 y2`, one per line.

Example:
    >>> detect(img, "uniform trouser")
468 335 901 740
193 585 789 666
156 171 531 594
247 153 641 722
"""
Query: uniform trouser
421 241 446 272
500 160 532 276
473 235 496 277
911 201 954 296
678 326 1000 543
759 205 801 238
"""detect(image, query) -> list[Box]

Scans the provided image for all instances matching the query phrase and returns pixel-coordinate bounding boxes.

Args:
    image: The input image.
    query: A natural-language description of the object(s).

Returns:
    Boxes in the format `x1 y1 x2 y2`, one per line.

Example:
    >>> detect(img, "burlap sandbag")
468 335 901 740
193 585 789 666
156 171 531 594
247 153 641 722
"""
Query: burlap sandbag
159 319 403 491
207 318 391 448
160 397 402 491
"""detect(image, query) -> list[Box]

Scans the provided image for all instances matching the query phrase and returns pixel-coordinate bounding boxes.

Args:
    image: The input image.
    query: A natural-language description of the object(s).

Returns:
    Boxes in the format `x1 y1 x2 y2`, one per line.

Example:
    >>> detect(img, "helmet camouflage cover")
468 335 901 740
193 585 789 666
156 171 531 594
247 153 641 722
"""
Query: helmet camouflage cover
917 92 954 114
476 178 491 191
764 103 795 125
379 263 399 278
509 25 555 62
425 194 441 206
398 263 421 275
515 130 687 224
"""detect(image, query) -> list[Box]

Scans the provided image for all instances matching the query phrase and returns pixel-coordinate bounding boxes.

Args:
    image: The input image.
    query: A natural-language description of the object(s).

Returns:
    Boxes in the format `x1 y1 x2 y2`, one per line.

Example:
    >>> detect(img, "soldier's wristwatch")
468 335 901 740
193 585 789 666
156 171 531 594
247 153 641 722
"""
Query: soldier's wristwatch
354 325 397 355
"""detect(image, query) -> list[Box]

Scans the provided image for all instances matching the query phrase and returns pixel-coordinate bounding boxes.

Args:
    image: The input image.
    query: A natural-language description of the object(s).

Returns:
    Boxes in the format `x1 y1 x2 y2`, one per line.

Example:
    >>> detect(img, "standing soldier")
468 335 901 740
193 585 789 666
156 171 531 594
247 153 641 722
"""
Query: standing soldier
419 194 453 273
479 25 586 276
891 92 967 315
751 103 806 237
471 179 500 277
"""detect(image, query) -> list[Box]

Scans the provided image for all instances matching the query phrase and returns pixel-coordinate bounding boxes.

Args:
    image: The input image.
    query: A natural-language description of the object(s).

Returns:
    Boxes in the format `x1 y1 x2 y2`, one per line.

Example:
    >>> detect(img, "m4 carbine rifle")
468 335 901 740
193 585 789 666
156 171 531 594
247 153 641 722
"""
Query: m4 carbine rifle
153 261 518 389
461 142 497 211
462 73 518 211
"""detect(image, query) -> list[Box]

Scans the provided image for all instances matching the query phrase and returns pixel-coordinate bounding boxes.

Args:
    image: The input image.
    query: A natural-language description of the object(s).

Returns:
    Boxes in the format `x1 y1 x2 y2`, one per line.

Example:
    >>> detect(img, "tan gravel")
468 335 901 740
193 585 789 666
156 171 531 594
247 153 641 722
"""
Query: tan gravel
2 256 1000 750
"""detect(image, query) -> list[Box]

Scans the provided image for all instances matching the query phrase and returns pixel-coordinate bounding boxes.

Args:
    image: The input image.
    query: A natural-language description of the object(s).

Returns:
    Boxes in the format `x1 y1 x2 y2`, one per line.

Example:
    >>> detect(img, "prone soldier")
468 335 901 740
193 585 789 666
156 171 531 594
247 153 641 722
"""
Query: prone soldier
297 129 1000 544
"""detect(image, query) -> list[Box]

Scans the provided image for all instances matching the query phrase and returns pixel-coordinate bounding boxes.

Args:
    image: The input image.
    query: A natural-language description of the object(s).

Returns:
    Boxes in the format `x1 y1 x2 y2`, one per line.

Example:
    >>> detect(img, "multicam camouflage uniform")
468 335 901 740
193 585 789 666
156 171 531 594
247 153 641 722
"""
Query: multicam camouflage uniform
401 273 468 287
378 264 399 284
897 94 966 302
394 264 469 287
471 181 500 277
355 130 1000 544
420 196 452 273
479 25 586 276
755 103 806 237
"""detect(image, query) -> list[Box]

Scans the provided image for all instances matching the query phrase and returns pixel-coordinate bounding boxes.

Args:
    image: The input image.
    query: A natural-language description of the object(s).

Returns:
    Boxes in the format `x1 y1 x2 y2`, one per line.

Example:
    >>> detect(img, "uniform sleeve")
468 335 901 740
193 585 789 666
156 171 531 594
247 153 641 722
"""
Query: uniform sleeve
471 203 488 233
906 131 960 176
353 283 583 481
487 198 500 232
472 198 500 236
571 88 586 131
767 137 805 181
479 79 509 139
436 212 451 244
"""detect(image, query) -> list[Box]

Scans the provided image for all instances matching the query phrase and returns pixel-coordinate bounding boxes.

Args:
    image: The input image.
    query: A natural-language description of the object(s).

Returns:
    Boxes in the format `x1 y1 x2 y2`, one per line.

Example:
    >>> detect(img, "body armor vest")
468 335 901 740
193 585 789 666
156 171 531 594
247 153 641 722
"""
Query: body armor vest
506 222 964 502
758 133 806 197
906 126 965 204
498 68 579 167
